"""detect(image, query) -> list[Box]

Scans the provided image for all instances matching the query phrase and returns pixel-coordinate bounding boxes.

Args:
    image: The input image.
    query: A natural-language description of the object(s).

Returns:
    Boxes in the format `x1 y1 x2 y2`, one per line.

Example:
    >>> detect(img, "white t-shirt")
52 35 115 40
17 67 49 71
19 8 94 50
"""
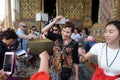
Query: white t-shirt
71 33 82 45
90 43 120 76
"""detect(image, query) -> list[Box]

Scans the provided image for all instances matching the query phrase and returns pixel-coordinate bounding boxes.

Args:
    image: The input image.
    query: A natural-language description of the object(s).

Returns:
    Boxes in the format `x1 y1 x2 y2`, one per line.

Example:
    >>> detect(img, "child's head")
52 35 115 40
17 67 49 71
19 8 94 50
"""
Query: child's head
87 36 95 42
78 45 84 55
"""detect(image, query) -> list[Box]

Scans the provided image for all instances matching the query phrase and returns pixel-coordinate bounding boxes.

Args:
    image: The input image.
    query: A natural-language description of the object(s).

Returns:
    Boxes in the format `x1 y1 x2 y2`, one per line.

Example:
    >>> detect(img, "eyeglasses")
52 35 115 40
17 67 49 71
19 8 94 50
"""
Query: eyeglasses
21 25 27 28
32 29 36 31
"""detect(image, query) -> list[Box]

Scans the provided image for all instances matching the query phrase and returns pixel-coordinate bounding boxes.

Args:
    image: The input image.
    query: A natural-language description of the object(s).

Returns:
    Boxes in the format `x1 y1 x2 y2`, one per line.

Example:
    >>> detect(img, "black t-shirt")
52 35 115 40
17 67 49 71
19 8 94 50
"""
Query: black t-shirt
45 31 61 41
0 40 8 70
46 31 79 64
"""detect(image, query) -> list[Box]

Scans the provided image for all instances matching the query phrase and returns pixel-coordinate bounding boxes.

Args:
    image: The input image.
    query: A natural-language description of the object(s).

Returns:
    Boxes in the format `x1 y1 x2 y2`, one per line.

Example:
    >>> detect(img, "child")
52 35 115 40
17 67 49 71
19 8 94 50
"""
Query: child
78 45 86 80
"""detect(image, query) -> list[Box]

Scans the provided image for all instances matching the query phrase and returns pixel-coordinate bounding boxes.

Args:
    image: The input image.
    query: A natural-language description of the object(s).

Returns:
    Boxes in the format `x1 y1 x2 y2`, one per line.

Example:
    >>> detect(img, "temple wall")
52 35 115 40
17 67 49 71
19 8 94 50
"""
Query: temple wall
57 0 92 28
13 0 41 30
13 0 120 41
14 0 92 29
91 0 120 42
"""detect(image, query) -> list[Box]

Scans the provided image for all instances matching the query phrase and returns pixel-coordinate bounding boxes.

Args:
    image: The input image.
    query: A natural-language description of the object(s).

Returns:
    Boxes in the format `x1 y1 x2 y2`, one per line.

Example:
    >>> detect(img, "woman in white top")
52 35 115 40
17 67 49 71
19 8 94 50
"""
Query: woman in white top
28 26 39 39
79 20 120 80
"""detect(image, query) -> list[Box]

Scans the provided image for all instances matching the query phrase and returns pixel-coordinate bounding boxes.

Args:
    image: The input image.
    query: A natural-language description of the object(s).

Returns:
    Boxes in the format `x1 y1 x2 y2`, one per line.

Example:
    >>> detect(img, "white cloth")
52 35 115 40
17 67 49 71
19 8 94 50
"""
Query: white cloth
90 43 120 76
71 33 82 45
28 33 37 39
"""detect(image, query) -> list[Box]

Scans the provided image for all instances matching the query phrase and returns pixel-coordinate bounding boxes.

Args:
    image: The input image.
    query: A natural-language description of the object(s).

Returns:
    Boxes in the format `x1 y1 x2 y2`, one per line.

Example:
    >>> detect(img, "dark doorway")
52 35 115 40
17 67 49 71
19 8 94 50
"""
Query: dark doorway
91 0 99 24
44 0 56 18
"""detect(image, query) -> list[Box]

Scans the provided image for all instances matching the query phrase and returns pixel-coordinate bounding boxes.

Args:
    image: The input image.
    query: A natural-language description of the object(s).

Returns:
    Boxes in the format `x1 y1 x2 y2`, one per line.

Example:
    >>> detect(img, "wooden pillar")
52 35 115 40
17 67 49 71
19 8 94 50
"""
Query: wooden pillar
37 0 44 32
8 0 12 28
5 0 12 29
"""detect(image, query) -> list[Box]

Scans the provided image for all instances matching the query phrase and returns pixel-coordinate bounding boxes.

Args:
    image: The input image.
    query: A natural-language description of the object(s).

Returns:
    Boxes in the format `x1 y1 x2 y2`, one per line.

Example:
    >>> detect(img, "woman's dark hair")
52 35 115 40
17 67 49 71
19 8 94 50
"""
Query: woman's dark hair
63 22 74 32
74 28 79 32
52 24 61 31
106 20 120 31
0 28 18 40
84 28 89 35
31 26 37 29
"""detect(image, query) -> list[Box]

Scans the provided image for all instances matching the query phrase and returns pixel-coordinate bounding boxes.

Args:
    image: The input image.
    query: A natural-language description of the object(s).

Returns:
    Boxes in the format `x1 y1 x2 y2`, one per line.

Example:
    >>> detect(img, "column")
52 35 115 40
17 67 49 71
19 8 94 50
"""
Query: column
5 0 12 29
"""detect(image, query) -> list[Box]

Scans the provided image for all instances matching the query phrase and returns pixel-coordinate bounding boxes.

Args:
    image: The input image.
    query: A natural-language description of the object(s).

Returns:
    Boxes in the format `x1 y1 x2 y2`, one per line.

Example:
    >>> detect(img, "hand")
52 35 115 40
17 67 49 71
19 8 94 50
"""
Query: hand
0 70 8 80
39 51 50 60
54 16 62 23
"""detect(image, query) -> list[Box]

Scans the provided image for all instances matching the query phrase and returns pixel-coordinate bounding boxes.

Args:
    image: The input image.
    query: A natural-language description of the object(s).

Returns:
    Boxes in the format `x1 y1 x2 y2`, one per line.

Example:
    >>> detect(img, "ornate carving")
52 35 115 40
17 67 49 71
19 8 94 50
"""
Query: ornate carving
111 0 120 20
58 0 85 19
14 0 41 28
57 0 92 28
98 0 112 23
20 0 38 20
91 23 106 42
14 9 20 21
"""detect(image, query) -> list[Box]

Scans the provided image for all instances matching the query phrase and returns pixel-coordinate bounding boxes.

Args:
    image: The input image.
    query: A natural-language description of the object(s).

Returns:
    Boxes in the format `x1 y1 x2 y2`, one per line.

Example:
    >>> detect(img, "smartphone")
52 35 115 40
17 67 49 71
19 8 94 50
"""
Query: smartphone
3 52 14 75
16 50 27 57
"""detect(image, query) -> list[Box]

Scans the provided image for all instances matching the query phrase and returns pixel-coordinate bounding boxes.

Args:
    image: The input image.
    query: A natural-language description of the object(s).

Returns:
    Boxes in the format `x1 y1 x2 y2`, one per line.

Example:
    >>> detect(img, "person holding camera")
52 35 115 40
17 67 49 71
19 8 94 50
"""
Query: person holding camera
42 16 79 80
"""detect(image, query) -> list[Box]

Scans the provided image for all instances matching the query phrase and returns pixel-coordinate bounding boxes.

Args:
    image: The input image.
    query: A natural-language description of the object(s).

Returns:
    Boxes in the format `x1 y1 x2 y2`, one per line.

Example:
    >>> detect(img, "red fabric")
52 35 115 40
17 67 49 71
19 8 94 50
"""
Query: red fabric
30 71 50 80
89 63 97 70
91 67 120 80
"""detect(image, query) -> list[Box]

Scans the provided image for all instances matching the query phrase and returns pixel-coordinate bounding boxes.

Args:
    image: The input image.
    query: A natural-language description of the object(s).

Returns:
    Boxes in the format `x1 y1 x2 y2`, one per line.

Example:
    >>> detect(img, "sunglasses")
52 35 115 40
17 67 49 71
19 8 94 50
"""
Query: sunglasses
32 29 36 31
22 25 27 28
53 29 58 31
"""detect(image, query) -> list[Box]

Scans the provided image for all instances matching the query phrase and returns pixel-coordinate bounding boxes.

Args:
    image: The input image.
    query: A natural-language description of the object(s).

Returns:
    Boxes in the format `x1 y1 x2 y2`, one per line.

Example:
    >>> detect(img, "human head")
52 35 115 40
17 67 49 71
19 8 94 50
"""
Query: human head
106 20 120 34
19 22 27 31
74 28 79 34
87 36 95 42
78 44 84 55
52 24 60 34
61 22 74 40
30 26 37 34
0 29 18 46
104 20 120 44
81 28 89 35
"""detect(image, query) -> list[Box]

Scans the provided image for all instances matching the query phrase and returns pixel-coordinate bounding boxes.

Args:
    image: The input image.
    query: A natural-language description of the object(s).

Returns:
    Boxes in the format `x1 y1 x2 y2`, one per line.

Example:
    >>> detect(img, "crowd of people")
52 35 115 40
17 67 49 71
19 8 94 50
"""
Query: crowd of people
0 15 120 80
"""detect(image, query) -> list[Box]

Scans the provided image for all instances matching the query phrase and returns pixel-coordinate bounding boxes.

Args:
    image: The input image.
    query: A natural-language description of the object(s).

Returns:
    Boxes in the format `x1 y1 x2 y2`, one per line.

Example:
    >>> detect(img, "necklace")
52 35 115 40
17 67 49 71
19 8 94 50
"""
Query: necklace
106 44 120 72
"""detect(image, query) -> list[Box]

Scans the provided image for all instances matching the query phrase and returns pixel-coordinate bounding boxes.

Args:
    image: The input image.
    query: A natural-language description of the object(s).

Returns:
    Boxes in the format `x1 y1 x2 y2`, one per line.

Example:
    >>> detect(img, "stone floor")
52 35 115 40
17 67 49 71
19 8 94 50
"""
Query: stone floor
10 55 93 80
12 55 40 78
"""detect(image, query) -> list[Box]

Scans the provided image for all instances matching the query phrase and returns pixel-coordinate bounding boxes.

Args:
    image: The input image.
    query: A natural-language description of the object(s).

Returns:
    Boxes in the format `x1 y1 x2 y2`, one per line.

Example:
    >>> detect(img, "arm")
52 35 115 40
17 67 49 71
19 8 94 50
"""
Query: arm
72 43 79 80
16 30 32 40
42 16 62 33
74 64 79 80
30 51 50 80
38 51 50 73
19 34 32 40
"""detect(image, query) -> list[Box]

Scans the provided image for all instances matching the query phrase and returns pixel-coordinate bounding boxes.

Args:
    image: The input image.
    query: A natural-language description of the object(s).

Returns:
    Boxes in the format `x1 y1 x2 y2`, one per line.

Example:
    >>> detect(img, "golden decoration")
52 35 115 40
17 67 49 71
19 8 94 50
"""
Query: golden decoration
111 0 120 20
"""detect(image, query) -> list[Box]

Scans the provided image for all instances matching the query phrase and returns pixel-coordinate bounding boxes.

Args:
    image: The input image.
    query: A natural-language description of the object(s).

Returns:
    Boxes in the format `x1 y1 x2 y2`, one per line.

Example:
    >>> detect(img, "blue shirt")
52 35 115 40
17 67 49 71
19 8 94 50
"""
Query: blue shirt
16 29 27 52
